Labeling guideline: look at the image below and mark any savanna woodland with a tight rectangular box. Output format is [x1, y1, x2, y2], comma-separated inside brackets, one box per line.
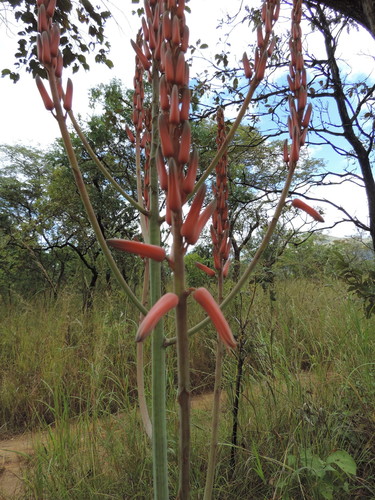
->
[0, 0, 374, 499]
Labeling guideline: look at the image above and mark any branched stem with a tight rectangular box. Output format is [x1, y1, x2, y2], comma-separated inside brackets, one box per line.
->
[172, 211, 191, 500]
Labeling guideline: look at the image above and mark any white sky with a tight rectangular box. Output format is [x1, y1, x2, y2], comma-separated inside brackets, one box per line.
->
[0, 0, 374, 239]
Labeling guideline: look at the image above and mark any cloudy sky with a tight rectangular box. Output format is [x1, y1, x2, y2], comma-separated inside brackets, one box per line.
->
[1, 0, 374, 238]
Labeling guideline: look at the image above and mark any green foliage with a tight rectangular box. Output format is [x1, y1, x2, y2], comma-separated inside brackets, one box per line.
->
[329, 239, 375, 317]
[2, 0, 112, 82]
[1, 279, 374, 497]
[278, 448, 357, 500]
[0, 80, 141, 299]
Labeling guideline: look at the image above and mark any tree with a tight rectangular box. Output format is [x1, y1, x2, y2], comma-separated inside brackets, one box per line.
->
[0, 80, 141, 301]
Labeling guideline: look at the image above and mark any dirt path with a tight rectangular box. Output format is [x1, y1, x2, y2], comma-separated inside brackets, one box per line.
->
[0, 430, 48, 499]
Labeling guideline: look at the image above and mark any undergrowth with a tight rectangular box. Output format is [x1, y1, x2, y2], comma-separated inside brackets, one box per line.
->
[1, 278, 374, 498]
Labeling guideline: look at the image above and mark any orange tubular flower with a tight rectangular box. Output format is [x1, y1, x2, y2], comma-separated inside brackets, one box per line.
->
[180, 184, 206, 243]
[291, 198, 324, 222]
[107, 239, 167, 261]
[190, 199, 217, 246]
[63, 78, 73, 112]
[136, 293, 179, 342]
[35, 75, 54, 111]
[195, 262, 216, 277]
[192, 287, 236, 349]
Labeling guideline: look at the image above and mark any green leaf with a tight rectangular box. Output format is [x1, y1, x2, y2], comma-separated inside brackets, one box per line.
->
[318, 480, 334, 500]
[326, 450, 357, 475]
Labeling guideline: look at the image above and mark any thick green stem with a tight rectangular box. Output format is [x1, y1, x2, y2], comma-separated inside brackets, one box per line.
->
[172, 211, 190, 500]
[137, 259, 152, 440]
[204, 273, 224, 500]
[149, 68, 169, 500]
[48, 75, 146, 315]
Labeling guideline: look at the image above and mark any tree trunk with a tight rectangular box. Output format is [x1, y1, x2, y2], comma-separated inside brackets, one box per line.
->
[308, 0, 375, 38]
[315, 5, 375, 251]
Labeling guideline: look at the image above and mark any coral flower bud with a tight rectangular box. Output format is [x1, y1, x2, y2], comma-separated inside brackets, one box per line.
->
[265, 7, 272, 34]
[144, 0, 152, 20]
[192, 287, 236, 349]
[165, 48, 175, 82]
[156, 147, 168, 191]
[136, 293, 179, 342]
[63, 78, 73, 111]
[41, 31, 51, 65]
[126, 125, 136, 144]
[181, 25, 189, 52]
[195, 262, 216, 277]
[182, 148, 198, 194]
[130, 40, 151, 71]
[172, 15, 181, 45]
[38, 4, 48, 33]
[142, 17, 149, 41]
[169, 85, 180, 124]
[210, 225, 218, 245]
[255, 49, 267, 81]
[283, 139, 289, 163]
[162, 11, 172, 40]
[301, 103, 312, 128]
[159, 74, 170, 111]
[257, 25, 264, 49]
[287, 75, 295, 92]
[54, 50, 63, 78]
[148, 22, 156, 51]
[175, 51, 186, 86]
[180, 87, 190, 122]
[291, 199, 324, 222]
[242, 52, 252, 79]
[35, 75, 54, 111]
[267, 37, 276, 57]
[222, 258, 230, 278]
[300, 127, 308, 147]
[181, 184, 206, 243]
[143, 40, 152, 61]
[152, 3, 160, 31]
[107, 239, 167, 261]
[184, 62, 189, 86]
[158, 114, 174, 158]
[191, 199, 217, 245]
[50, 23, 60, 57]
[176, 0, 185, 17]
[168, 160, 182, 212]
[46, 0, 56, 18]
[178, 120, 191, 164]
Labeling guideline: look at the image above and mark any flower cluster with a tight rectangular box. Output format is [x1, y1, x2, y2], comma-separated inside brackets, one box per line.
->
[35, 0, 72, 114]
[284, 0, 312, 167]
[242, 0, 280, 82]
[211, 108, 231, 275]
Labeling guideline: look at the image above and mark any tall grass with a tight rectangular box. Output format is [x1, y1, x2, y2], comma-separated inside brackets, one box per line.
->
[1, 278, 374, 498]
